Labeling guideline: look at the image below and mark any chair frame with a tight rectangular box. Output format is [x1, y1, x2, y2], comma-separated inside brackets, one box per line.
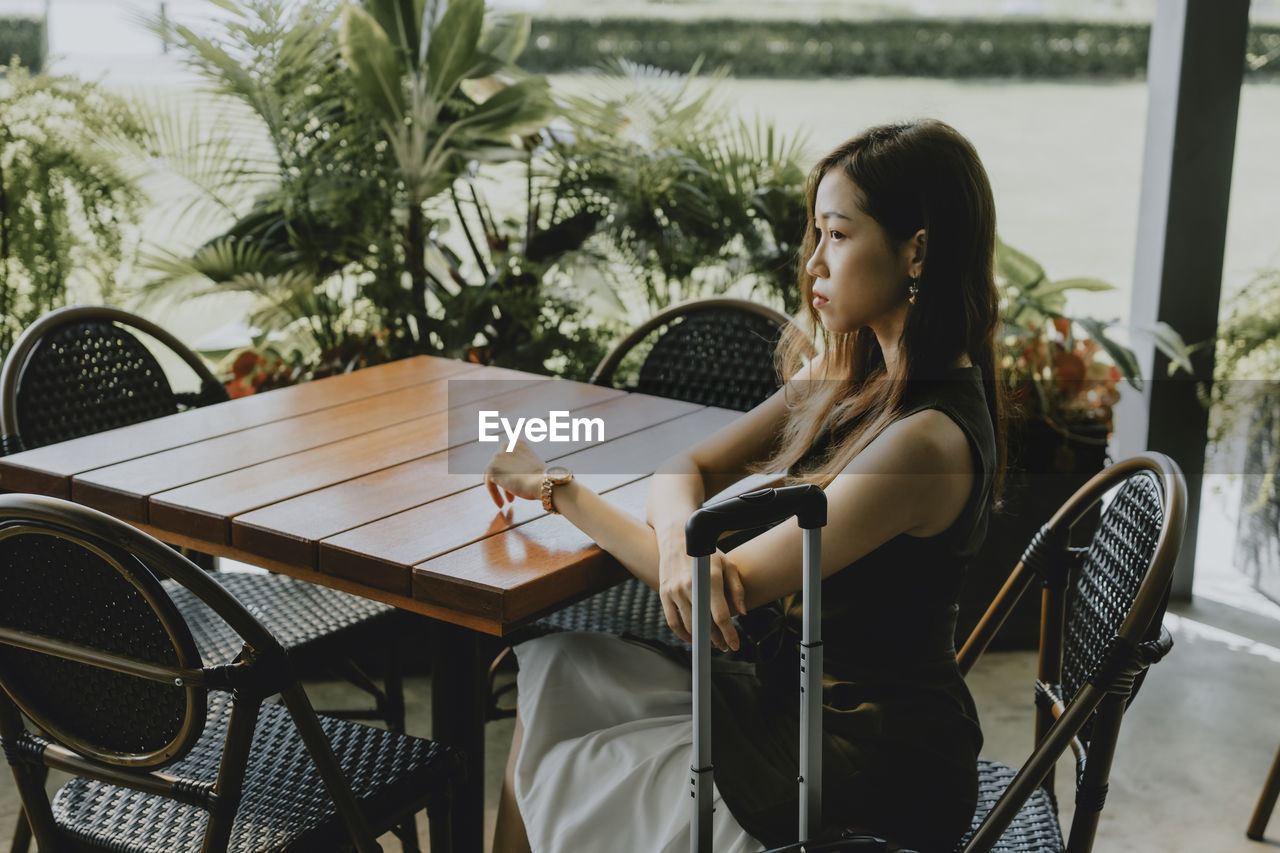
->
[1248, 740, 1280, 840]
[0, 305, 227, 454]
[0, 493, 452, 852]
[956, 452, 1187, 853]
[589, 296, 795, 389]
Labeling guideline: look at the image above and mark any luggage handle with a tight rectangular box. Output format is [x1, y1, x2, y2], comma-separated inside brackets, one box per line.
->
[685, 485, 828, 853]
[685, 485, 827, 556]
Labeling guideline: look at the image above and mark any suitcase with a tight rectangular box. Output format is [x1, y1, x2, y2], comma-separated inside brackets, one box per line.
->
[684, 485, 915, 853]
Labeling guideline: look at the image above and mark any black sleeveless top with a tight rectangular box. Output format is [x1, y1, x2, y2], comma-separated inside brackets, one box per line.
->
[709, 366, 994, 852]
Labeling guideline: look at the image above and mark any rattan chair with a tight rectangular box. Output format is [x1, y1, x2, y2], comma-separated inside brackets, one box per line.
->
[951, 451, 1187, 852]
[0, 493, 460, 852]
[0, 306, 408, 734]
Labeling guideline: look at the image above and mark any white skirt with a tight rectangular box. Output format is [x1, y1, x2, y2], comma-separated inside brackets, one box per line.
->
[513, 631, 766, 853]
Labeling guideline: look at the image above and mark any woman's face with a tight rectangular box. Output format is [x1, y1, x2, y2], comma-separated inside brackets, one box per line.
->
[805, 169, 918, 337]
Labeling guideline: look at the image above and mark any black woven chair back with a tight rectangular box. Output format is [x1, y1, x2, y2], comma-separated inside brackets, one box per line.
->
[0, 306, 228, 455]
[0, 523, 205, 767]
[592, 298, 793, 412]
[1060, 470, 1167, 722]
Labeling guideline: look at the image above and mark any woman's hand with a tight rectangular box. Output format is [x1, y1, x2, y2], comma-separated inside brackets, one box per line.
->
[483, 438, 546, 508]
[659, 549, 746, 652]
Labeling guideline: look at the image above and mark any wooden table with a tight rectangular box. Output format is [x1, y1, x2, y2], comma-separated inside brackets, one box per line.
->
[0, 355, 738, 850]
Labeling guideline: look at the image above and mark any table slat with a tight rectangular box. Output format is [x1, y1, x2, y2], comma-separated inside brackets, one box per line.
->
[411, 478, 652, 626]
[0, 355, 478, 495]
[72, 377, 465, 521]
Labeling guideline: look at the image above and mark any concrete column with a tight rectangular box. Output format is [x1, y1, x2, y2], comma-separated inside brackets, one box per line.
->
[1116, 0, 1251, 599]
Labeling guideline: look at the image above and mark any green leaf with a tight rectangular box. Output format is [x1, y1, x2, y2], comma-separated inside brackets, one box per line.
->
[995, 237, 1046, 290]
[1032, 276, 1116, 297]
[478, 13, 530, 66]
[363, 0, 422, 58]
[459, 77, 551, 138]
[1131, 321, 1196, 376]
[340, 6, 405, 120]
[1077, 317, 1143, 390]
[426, 0, 484, 101]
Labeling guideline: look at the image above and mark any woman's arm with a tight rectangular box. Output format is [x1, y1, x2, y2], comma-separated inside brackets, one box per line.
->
[643, 385, 792, 646]
[644, 357, 825, 648]
[482, 440, 659, 581]
[723, 408, 975, 611]
[482, 441, 742, 650]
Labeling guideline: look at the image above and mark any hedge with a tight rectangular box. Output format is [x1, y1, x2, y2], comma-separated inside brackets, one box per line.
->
[523, 17, 1280, 79]
[0, 16, 44, 73]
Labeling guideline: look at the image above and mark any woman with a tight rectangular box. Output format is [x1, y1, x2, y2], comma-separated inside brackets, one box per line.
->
[483, 119, 1008, 852]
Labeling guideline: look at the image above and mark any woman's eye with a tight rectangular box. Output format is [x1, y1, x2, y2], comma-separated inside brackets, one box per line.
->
[828, 230, 845, 241]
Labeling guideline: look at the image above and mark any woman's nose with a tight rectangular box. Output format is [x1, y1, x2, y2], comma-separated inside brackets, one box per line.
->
[805, 246, 826, 279]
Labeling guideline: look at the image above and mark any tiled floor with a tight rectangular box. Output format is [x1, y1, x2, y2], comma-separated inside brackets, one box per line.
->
[3, 477, 1279, 851]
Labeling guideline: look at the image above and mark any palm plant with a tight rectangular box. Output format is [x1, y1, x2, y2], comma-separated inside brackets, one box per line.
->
[139, 0, 552, 366]
[339, 0, 552, 350]
[547, 60, 809, 321]
[139, 0, 389, 364]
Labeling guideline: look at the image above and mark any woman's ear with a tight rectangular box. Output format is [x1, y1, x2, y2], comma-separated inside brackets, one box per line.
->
[906, 229, 927, 278]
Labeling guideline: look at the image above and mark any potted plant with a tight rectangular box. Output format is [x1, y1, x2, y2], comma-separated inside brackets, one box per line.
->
[1209, 269, 1280, 605]
[955, 239, 1193, 647]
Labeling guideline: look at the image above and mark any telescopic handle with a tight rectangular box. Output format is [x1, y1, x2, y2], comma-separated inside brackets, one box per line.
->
[684, 485, 827, 557]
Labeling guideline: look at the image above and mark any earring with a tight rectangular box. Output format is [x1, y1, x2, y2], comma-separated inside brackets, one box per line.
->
[907, 276, 920, 305]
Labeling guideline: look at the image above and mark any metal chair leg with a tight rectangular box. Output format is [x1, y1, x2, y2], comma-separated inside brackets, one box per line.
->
[390, 813, 421, 852]
[10, 809, 32, 853]
[426, 789, 454, 853]
[1248, 740, 1280, 840]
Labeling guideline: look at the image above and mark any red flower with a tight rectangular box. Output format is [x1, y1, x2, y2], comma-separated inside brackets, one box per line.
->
[231, 350, 262, 379]
[1053, 349, 1086, 391]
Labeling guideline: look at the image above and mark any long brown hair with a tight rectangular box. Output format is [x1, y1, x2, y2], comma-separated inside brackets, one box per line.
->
[766, 119, 1009, 502]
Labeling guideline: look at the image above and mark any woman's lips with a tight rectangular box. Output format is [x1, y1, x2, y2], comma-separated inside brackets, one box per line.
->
[812, 293, 829, 309]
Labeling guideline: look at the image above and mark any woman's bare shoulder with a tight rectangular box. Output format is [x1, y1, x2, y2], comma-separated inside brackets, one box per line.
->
[844, 407, 972, 478]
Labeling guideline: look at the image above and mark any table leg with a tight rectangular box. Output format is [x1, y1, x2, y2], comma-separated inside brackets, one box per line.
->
[433, 624, 487, 852]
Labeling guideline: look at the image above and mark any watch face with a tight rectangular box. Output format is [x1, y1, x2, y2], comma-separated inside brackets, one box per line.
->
[546, 465, 572, 482]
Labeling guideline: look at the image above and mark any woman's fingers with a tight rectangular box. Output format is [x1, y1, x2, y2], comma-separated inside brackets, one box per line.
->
[676, 597, 696, 646]
[662, 572, 737, 652]
[708, 561, 739, 651]
[481, 439, 548, 504]
[484, 473, 504, 508]
[725, 561, 747, 617]
[659, 586, 685, 642]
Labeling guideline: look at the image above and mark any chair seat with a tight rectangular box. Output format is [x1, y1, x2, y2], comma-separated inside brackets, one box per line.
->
[164, 573, 397, 665]
[49, 692, 459, 852]
[958, 758, 1065, 853]
[535, 577, 684, 648]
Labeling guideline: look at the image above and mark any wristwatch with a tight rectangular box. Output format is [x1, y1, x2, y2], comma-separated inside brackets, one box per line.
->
[541, 465, 574, 514]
